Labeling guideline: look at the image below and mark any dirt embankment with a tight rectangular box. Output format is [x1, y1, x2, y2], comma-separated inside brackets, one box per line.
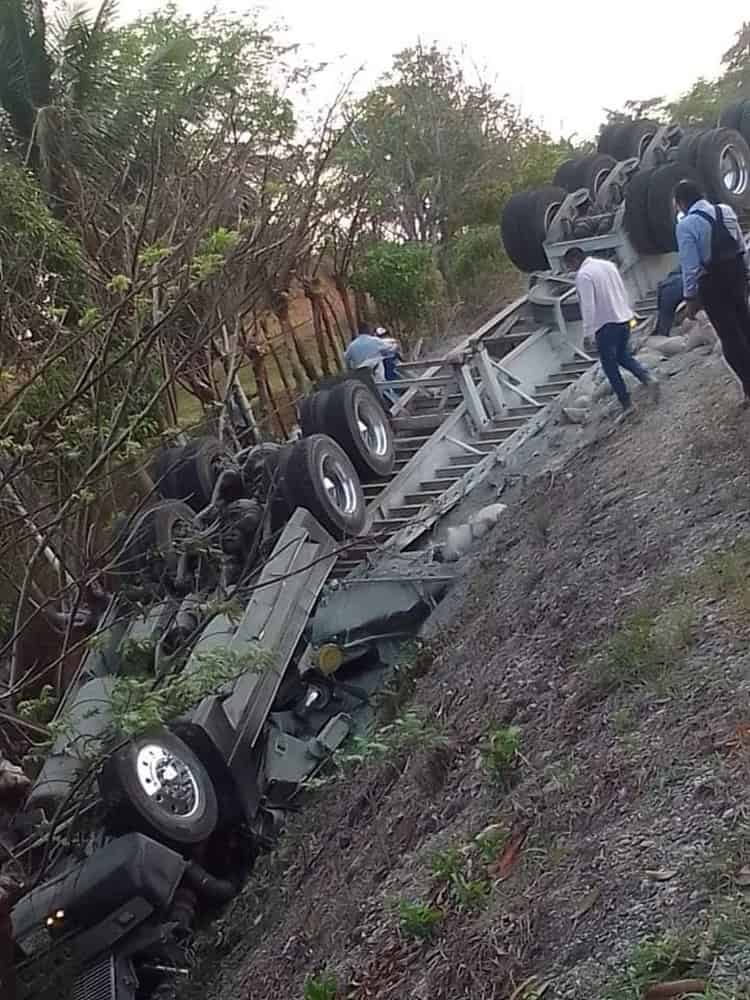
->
[183, 339, 750, 1000]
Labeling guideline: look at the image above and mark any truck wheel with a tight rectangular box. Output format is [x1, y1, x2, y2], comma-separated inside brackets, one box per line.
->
[720, 99, 746, 131]
[501, 187, 565, 272]
[501, 190, 535, 271]
[612, 120, 659, 161]
[100, 729, 218, 846]
[553, 158, 585, 192]
[697, 128, 750, 210]
[647, 163, 701, 253]
[152, 501, 195, 583]
[299, 390, 331, 437]
[281, 434, 366, 538]
[323, 380, 395, 478]
[159, 437, 230, 511]
[110, 501, 195, 591]
[151, 445, 182, 499]
[575, 153, 616, 197]
[675, 128, 708, 168]
[598, 123, 627, 156]
[624, 168, 658, 254]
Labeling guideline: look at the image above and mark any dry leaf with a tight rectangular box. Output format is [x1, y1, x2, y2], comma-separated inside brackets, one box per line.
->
[573, 887, 600, 919]
[489, 822, 530, 880]
[646, 868, 677, 881]
[643, 980, 706, 998]
[736, 866, 750, 886]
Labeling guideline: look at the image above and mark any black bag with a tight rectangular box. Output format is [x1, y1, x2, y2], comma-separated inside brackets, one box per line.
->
[693, 205, 743, 272]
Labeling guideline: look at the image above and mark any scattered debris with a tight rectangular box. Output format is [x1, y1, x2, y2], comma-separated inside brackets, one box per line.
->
[437, 503, 507, 562]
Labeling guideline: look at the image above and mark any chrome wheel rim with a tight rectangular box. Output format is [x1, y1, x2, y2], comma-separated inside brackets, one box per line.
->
[136, 744, 200, 819]
[721, 143, 748, 195]
[637, 131, 656, 158]
[321, 454, 359, 516]
[592, 166, 612, 194]
[543, 201, 563, 231]
[355, 397, 389, 457]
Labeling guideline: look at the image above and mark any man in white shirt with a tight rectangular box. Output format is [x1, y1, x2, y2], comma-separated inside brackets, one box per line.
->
[564, 247, 658, 415]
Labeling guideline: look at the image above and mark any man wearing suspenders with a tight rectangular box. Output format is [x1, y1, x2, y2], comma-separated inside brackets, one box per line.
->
[675, 179, 750, 406]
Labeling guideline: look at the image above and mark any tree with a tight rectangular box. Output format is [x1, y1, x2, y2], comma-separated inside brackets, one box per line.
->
[340, 44, 545, 246]
[351, 241, 442, 340]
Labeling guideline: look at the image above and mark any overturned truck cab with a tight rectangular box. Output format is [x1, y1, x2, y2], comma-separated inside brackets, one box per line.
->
[8, 510, 449, 1000]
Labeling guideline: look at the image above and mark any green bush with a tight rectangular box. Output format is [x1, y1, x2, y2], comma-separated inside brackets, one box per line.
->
[351, 241, 442, 335]
[442, 224, 508, 297]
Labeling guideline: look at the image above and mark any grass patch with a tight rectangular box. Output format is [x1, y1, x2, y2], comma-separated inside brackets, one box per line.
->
[449, 873, 491, 912]
[303, 973, 338, 1000]
[397, 900, 443, 940]
[338, 710, 448, 768]
[375, 640, 434, 723]
[474, 824, 506, 864]
[603, 932, 707, 1000]
[481, 725, 521, 787]
[430, 846, 464, 881]
[589, 602, 697, 693]
[695, 540, 750, 616]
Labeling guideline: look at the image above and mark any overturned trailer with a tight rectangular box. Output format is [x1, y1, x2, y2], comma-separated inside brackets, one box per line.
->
[9, 110, 749, 1000]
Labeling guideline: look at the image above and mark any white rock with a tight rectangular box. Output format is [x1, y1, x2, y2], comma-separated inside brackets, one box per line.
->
[685, 327, 714, 350]
[650, 335, 688, 357]
[636, 350, 663, 368]
[440, 503, 507, 560]
[574, 394, 593, 408]
[562, 406, 590, 425]
[442, 523, 473, 562]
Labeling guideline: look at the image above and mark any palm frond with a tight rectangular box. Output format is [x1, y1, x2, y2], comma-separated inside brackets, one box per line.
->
[0, 0, 52, 141]
[52, 0, 119, 112]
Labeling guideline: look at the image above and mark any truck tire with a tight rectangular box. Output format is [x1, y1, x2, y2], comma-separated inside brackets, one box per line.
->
[110, 501, 195, 591]
[575, 153, 616, 196]
[598, 123, 627, 156]
[675, 128, 708, 168]
[152, 501, 195, 583]
[612, 120, 659, 161]
[151, 445, 182, 499]
[553, 158, 585, 192]
[323, 380, 395, 478]
[720, 99, 746, 131]
[269, 442, 295, 530]
[624, 168, 658, 253]
[281, 434, 366, 538]
[501, 190, 535, 271]
[696, 128, 750, 210]
[101, 729, 219, 846]
[157, 437, 230, 512]
[647, 163, 702, 252]
[501, 187, 565, 272]
[299, 389, 331, 437]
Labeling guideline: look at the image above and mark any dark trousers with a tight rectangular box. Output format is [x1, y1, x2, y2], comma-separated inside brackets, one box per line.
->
[655, 269, 683, 337]
[596, 321, 651, 407]
[699, 256, 750, 397]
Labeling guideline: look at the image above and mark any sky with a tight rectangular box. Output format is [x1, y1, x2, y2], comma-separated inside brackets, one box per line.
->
[119, 0, 750, 139]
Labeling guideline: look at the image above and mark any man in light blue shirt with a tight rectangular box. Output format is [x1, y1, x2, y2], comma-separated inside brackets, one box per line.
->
[675, 178, 750, 404]
[344, 323, 393, 379]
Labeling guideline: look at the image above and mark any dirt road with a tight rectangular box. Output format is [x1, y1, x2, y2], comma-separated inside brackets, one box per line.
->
[183, 334, 750, 1000]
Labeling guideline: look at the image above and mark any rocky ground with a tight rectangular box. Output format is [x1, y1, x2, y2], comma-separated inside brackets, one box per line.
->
[181, 320, 750, 1000]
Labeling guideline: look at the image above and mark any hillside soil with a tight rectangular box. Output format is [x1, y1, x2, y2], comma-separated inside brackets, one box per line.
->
[181, 329, 750, 1000]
